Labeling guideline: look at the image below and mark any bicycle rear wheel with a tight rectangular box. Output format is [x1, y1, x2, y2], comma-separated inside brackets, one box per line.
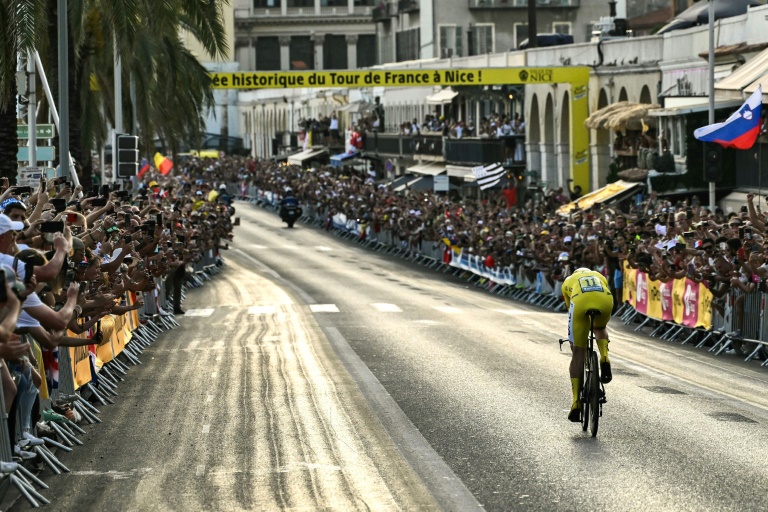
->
[589, 351, 600, 437]
[581, 361, 589, 432]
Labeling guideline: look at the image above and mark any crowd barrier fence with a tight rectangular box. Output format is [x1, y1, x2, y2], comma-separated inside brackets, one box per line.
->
[616, 264, 768, 365]
[243, 184, 566, 312]
[0, 261, 225, 508]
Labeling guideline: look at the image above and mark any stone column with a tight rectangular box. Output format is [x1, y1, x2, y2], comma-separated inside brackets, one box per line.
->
[249, 37, 257, 71]
[279, 35, 291, 71]
[315, 0, 321, 15]
[348, 0, 354, 14]
[556, 143, 570, 190]
[313, 34, 325, 70]
[346, 34, 358, 70]
[526, 143, 541, 185]
[591, 142, 611, 190]
[538, 142, 556, 187]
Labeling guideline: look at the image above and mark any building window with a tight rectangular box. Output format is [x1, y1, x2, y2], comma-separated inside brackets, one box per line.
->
[256, 37, 281, 70]
[553, 22, 572, 35]
[439, 25, 462, 59]
[396, 28, 420, 62]
[254, 0, 281, 7]
[357, 34, 376, 68]
[290, 36, 314, 70]
[324, 35, 348, 69]
[513, 23, 527, 50]
[287, 0, 313, 6]
[470, 24, 494, 55]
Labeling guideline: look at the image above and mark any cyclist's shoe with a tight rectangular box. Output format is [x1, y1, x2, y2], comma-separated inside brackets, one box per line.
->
[568, 404, 581, 423]
[600, 361, 612, 384]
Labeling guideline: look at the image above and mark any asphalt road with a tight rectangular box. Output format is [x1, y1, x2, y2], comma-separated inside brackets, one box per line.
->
[9, 203, 768, 511]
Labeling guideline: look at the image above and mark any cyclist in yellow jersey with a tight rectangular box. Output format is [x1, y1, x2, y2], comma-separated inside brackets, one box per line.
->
[562, 268, 614, 422]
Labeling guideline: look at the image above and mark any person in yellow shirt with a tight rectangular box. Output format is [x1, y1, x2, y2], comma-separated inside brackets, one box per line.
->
[562, 268, 614, 422]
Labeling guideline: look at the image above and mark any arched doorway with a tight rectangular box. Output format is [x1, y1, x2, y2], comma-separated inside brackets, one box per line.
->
[527, 94, 542, 186]
[558, 91, 571, 190]
[639, 85, 652, 104]
[541, 93, 556, 186]
[591, 88, 612, 188]
[618, 87, 629, 102]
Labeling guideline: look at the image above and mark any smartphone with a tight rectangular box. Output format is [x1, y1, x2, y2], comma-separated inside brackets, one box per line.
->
[22, 262, 34, 285]
[113, 183, 121, 192]
[51, 198, 66, 213]
[100, 185, 111, 196]
[155, 213, 162, 225]
[78, 281, 87, 295]
[91, 197, 108, 207]
[124, 235, 132, 244]
[739, 227, 745, 239]
[123, 213, 131, 224]
[54, 177, 65, 186]
[66, 212, 78, 223]
[64, 181, 72, 189]
[39, 221, 64, 233]
[63, 269, 76, 289]
[115, 190, 130, 198]
[14, 186, 32, 195]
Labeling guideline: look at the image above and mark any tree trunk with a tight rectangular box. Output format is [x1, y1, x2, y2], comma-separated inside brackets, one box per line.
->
[0, 79, 18, 182]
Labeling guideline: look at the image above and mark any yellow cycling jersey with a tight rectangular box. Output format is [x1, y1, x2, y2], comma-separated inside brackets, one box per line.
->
[562, 269, 612, 308]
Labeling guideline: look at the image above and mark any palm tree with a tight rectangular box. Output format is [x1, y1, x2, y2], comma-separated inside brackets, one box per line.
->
[0, 0, 49, 182]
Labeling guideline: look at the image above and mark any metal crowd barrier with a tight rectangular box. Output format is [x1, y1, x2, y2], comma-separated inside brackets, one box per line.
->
[0, 261, 226, 507]
[243, 185, 565, 312]
[615, 287, 768, 366]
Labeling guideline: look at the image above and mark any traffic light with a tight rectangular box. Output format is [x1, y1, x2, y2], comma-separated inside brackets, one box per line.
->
[704, 143, 723, 182]
[116, 134, 139, 178]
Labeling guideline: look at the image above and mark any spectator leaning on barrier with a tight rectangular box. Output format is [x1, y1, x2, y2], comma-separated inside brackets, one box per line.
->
[0, 168, 235, 463]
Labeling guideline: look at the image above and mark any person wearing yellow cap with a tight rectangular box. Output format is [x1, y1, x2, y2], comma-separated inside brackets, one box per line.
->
[561, 267, 614, 423]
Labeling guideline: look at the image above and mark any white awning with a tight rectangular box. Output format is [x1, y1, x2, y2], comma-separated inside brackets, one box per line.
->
[392, 176, 423, 192]
[287, 147, 328, 165]
[426, 88, 459, 105]
[445, 165, 473, 178]
[556, 180, 643, 216]
[649, 99, 742, 117]
[406, 162, 445, 176]
[715, 48, 768, 100]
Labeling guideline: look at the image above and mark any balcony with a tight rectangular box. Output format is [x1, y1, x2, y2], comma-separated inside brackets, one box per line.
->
[444, 138, 506, 166]
[398, 0, 419, 13]
[373, 1, 396, 22]
[363, 133, 405, 155]
[468, 0, 579, 8]
[412, 135, 442, 158]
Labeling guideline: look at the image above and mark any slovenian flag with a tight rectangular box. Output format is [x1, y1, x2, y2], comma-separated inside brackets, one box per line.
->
[138, 158, 150, 178]
[154, 152, 174, 175]
[694, 87, 763, 150]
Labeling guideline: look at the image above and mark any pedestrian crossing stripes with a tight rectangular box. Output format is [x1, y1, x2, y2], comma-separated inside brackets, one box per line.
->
[184, 309, 215, 317]
[310, 304, 340, 313]
[371, 303, 403, 312]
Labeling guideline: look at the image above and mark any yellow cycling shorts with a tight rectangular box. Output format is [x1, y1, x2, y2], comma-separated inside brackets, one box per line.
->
[568, 292, 613, 348]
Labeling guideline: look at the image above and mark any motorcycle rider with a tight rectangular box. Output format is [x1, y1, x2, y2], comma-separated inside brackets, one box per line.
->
[279, 188, 301, 227]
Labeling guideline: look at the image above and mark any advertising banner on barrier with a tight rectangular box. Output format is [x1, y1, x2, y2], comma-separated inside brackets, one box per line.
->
[623, 264, 712, 329]
[69, 343, 92, 389]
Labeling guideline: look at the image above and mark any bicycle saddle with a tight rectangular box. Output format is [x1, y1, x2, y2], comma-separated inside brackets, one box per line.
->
[585, 309, 601, 317]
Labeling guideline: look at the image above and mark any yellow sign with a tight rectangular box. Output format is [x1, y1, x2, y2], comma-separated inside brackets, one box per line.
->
[209, 67, 587, 90]
[209, 66, 592, 191]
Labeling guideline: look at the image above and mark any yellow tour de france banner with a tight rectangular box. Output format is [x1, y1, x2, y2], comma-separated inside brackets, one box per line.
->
[622, 262, 712, 329]
[209, 67, 591, 193]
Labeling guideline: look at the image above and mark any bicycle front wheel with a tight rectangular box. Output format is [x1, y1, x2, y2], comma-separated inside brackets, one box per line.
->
[589, 351, 600, 437]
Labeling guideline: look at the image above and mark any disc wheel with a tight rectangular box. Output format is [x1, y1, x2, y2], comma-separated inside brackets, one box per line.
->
[589, 351, 600, 437]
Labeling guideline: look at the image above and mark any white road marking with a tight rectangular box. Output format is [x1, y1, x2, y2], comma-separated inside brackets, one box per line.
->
[316, 246, 333, 252]
[184, 308, 215, 317]
[372, 303, 402, 313]
[433, 306, 461, 314]
[249, 305, 276, 315]
[311, 304, 340, 313]
[202, 425, 210, 434]
[196, 465, 206, 477]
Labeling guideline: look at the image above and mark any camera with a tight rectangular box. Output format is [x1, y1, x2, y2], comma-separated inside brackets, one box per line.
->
[0, 265, 25, 301]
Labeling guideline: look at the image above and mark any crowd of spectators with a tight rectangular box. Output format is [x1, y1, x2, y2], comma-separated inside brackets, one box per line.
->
[0, 164, 235, 463]
[232, 155, 767, 356]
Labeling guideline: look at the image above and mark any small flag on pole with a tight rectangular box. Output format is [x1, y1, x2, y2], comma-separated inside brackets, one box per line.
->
[471, 163, 505, 190]
[694, 86, 763, 150]
[138, 158, 150, 178]
[154, 153, 174, 175]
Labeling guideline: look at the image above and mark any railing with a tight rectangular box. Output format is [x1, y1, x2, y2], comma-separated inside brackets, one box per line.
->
[444, 138, 506, 166]
[363, 133, 404, 155]
[468, 0, 579, 8]
[412, 135, 443, 157]
[398, 0, 420, 12]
